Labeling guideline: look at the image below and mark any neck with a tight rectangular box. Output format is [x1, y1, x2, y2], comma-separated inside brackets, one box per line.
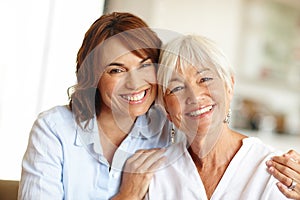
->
[97, 109, 137, 165]
[97, 108, 136, 146]
[188, 125, 244, 169]
[188, 126, 245, 199]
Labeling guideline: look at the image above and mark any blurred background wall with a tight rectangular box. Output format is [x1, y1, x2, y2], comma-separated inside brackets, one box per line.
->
[0, 0, 105, 180]
[0, 0, 299, 180]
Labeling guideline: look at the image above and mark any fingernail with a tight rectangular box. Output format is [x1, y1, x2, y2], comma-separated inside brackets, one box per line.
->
[266, 160, 272, 166]
[268, 166, 274, 173]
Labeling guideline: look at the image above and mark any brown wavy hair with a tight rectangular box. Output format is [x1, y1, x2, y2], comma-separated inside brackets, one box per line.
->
[69, 12, 162, 128]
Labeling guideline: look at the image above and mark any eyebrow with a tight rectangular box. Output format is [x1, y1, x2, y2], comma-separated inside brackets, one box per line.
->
[169, 68, 211, 82]
[169, 77, 184, 83]
[197, 68, 210, 74]
[141, 57, 151, 63]
[107, 62, 123, 67]
[106, 57, 151, 67]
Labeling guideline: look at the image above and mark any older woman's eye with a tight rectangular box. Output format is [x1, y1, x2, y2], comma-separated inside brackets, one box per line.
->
[200, 77, 213, 83]
[170, 86, 185, 93]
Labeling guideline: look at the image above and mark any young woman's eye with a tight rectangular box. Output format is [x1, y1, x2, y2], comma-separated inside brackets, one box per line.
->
[169, 86, 185, 94]
[140, 63, 154, 68]
[108, 68, 125, 74]
[200, 77, 213, 83]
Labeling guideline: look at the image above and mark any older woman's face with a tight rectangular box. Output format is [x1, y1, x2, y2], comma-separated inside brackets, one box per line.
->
[164, 65, 232, 138]
[98, 43, 157, 118]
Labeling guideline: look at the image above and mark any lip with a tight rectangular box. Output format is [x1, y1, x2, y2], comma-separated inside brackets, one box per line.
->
[185, 104, 215, 119]
[120, 88, 150, 104]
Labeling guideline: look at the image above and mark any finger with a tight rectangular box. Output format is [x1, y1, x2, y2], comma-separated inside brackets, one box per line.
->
[135, 148, 162, 153]
[276, 182, 299, 200]
[286, 150, 300, 165]
[124, 150, 149, 172]
[287, 149, 300, 158]
[127, 148, 161, 165]
[266, 162, 294, 187]
[135, 156, 166, 186]
[272, 156, 300, 183]
[266, 159, 295, 178]
[147, 156, 166, 172]
[271, 156, 300, 175]
[136, 149, 166, 172]
[125, 149, 165, 172]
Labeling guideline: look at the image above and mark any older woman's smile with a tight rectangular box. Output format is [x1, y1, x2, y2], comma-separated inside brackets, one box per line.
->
[185, 104, 215, 118]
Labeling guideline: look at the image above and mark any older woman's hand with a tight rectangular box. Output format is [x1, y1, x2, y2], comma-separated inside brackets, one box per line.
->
[266, 150, 300, 200]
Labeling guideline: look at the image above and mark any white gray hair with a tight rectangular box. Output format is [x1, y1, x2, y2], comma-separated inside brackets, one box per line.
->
[157, 35, 235, 105]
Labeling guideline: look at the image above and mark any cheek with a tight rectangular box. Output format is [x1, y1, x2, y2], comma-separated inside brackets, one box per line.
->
[208, 83, 225, 102]
[143, 68, 157, 84]
[98, 77, 119, 98]
[165, 96, 183, 119]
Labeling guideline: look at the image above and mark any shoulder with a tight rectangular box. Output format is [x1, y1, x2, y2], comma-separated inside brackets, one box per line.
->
[31, 105, 76, 139]
[36, 105, 73, 127]
[38, 105, 72, 119]
[27, 106, 75, 151]
[29, 105, 78, 146]
[242, 137, 282, 157]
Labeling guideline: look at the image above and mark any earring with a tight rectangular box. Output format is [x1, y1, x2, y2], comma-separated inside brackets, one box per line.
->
[223, 109, 232, 124]
[170, 125, 175, 144]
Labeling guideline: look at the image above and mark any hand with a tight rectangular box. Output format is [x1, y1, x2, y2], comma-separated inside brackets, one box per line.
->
[266, 150, 300, 200]
[111, 148, 166, 200]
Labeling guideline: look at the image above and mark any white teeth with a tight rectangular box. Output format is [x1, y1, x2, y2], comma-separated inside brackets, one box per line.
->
[188, 105, 213, 117]
[122, 90, 146, 102]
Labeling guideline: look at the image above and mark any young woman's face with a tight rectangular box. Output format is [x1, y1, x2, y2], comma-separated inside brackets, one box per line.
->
[164, 64, 232, 140]
[98, 48, 157, 118]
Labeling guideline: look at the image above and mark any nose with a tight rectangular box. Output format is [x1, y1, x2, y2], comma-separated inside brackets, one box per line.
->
[185, 83, 205, 105]
[124, 69, 144, 90]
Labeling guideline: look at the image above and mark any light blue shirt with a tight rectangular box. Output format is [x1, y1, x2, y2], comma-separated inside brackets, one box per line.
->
[18, 105, 172, 200]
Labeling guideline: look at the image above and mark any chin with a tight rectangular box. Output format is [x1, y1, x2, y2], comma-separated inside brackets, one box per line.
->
[131, 108, 149, 117]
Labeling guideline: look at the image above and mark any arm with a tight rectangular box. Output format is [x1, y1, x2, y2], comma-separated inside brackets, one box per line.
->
[18, 115, 64, 200]
[111, 148, 166, 200]
[266, 150, 300, 200]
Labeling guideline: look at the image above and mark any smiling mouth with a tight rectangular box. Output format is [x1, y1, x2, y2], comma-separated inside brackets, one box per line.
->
[186, 105, 214, 117]
[120, 89, 149, 103]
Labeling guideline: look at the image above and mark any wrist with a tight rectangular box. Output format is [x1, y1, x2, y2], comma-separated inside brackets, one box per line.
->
[111, 193, 140, 200]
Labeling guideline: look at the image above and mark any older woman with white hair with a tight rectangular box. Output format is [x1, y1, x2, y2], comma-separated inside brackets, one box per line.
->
[146, 34, 290, 199]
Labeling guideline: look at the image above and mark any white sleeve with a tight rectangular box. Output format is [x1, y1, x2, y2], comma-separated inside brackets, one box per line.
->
[18, 114, 64, 200]
[264, 182, 289, 200]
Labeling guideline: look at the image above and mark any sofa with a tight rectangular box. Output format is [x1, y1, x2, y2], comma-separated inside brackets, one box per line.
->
[0, 180, 19, 200]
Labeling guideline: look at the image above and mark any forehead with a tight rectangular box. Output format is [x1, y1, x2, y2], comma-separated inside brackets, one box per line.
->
[171, 62, 215, 78]
[100, 38, 131, 66]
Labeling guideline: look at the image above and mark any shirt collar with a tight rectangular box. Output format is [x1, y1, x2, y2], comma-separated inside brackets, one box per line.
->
[74, 115, 98, 145]
[129, 105, 167, 139]
[73, 105, 167, 150]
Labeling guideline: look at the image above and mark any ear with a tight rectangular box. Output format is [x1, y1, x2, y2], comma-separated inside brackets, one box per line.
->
[164, 105, 172, 122]
[161, 97, 173, 122]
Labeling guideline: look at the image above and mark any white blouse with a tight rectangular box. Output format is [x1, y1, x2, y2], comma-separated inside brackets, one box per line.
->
[147, 137, 288, 200]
